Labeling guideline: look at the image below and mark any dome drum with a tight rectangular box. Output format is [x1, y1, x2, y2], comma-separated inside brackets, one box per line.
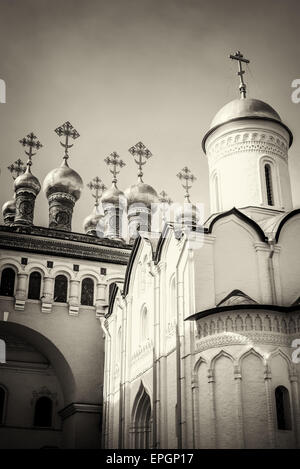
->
[48, 192, 76, 231]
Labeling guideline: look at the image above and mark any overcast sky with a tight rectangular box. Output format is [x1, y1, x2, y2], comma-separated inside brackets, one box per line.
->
[0, 0, 299, 232]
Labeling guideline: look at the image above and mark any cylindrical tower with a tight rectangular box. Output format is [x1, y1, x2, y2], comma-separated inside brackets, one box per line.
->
[84, 176, 106, 237]
[202, 52, 293, 217]
[102, 151, 126, 241]
[13, 133, 43, 226]
[125, 141, 158, 241]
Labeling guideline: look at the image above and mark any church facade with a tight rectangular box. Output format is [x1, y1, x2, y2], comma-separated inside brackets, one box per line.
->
[103, 56, 300, 449]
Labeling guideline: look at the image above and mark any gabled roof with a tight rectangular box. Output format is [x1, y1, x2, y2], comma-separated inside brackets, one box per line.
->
[217, 289, 257, 307]
[205, 207, 268, 242]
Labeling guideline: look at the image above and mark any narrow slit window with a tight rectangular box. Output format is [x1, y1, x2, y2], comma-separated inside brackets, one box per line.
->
[264, 164, 274, 206]
[275, 386, 292, 430]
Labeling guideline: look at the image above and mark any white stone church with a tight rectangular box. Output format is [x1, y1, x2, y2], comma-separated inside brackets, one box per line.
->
[103, 56, 300, 449]
[0, 53, 300, 449]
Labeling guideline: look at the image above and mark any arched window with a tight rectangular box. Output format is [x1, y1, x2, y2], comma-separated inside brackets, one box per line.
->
[141, 306, 148, 341]
[264, 163, 274, 206]
[0, 268, 15, 297]
[34, 396, 53, 427]
[132, 385, 152, 449]
[28, 271, 42, 300]
[275, 386, 292, 430]
[54, 275, 68, 303]
[80, 277, 94, 306]
[0, 386, 7, 424]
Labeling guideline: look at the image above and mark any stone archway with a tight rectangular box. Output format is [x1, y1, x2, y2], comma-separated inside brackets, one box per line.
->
[0, 321, 75, 449]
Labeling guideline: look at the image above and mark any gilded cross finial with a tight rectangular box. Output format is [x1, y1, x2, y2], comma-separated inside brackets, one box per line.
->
[128, 141, 152, 183]
[55, 121, 80, 162]
[159, 190, 172, 205]
[19, 132, 43, 170]
[7, 158, 26, 180]
[229, 51, 250, 99]
[177, 167, 196, 203]
[87, 176, 107, 207]
[104, 151, 126, 185]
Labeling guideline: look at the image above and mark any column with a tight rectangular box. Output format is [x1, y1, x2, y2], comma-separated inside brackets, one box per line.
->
[15, 272, 28, 311]
[96, 281, 107, 317]
[234, 365, 245, 448]
[42, 276, 54, 313]
[290, 373, 300, 448]
[69, 279, 80, 316]
[264, 364, 276, 448]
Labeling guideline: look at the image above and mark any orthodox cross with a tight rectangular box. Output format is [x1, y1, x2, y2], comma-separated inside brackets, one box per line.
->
[159, 190, 172, 205]
[177, 167, 196, 203]
[55, 121, 80, 162]
[159, 190, 172, 223]
[104, 151, 126, 184]
[7, 158, 26, 180]
[229, 51, 250, 99]
[128, 141, 152, 183]
[19, 132, 43, 169]
[87, 176, 107, 207]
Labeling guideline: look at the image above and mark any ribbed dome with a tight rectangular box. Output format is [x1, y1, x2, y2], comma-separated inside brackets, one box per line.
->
[125, 182, 158, 208]
[83, 205, 105, 235]
[210, 98, 281, 130]
[14, 168, 41, 195]
[102, 183, 126, 207]
[2, 198, 16, 215]
[43, 160, 83, 200]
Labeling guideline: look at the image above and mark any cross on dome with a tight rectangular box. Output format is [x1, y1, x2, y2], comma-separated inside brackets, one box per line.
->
[229, 50, 250, 99]
[19, 132, 43, 169]
[87, 176, 107, 207]
[128, 141, 152, 183]
[177, 166, 196, 203]
[55, 121, 80, 162]
[104, 151, 126, 184]
[7, 158, 26, 180]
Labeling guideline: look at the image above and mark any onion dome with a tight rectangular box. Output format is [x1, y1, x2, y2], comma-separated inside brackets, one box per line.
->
[102, 182, 126, 208]
[83, 205, 105, 235]
[2, 198, 16, 215]
[125, 182, 158, 208]
[202, 98, 293, 151]
[14, 166, 41, 195]
[43, 159, 83, 201]
[2, 198, 16, 224]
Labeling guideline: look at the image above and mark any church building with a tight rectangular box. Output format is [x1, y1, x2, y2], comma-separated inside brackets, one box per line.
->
[103, 52, 300, 449]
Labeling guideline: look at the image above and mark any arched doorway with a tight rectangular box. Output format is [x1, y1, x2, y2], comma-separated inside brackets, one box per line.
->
[131, 383, 152, 449]
[0, 321, 75, 449]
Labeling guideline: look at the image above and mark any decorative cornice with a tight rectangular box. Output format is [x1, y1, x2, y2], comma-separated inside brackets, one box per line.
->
[206, 130, 288, 164]
[0, 225, 131, 264]
[59, 402, 102, 420]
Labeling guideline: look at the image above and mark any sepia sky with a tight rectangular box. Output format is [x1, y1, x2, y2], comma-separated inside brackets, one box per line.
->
[0, 0, 299, 233]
